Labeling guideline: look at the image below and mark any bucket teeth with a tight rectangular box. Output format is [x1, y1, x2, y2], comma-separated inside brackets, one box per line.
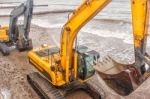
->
[97, 56, 113, 66]
[95, 55, 117, 73]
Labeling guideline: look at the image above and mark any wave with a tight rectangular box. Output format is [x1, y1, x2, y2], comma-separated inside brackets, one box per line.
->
[94, 18, 131, 24]
[32, 19, 63, 28]
[81, 27, 134, 45]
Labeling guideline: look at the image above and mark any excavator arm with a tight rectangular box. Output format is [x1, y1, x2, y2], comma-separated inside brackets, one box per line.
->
[23, 0, 33, 40]
[60, 0, 111, 83]
[9, 3, 26, 41]
[131, 0, 150, 74]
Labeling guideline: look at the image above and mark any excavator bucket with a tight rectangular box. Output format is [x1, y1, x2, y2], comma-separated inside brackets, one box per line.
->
[94, 56, 142, 96]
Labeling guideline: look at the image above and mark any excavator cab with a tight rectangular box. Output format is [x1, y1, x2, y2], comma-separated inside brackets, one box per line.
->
[77, 46, 100, 80]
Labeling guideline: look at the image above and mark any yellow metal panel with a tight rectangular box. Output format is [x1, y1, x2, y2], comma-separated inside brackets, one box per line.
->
[131, 0, 149, 48]
[74, 52, 78, 79]
[28, 48, 65, 86]
[0, 26, 9, 41]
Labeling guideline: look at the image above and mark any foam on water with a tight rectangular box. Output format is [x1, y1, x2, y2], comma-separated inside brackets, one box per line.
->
[32, 19, 63, 28]
[32, 18, 150, 46]
[81, 27, 134, 45]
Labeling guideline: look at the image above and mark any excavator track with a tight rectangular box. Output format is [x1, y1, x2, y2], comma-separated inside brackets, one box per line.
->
[0, 42, 10, 56]
[87, 77, 106, 99]
[27, 72, 65, 99]
[27, 72, 101, 99]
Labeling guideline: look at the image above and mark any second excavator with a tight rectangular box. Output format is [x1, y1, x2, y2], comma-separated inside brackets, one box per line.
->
[0, 0, 33, 56]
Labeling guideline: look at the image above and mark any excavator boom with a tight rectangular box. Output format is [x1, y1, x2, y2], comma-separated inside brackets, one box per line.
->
[9, 3, 26, 41]
[131, 0, 150, 74]
[60, 0, 111, 83]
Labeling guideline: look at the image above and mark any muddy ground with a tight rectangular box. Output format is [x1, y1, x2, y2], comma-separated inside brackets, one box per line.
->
[1, 1, 150, 99]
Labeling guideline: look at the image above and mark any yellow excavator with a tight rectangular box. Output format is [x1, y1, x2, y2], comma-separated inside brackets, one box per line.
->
[27, 0, 111, 98]
[27, 0, 150, 98]
[0, 0, 33, 56]
[95, 0, 150, 96]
